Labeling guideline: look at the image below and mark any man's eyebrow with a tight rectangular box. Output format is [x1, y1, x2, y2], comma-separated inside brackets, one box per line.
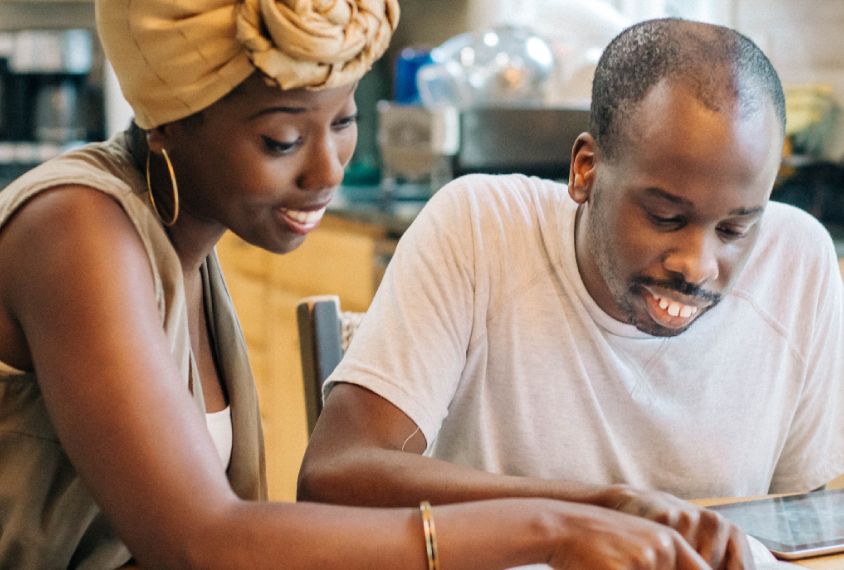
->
[645, 187, 765, 217]
[645, 187, 692, 206]
[249, 106, 308, 120]
[729, 206, 764, 216]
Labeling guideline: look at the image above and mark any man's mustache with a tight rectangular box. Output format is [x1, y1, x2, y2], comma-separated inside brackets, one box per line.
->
[631, 275, 721, 303]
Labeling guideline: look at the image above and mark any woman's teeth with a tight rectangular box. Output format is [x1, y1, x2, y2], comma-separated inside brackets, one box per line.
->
[655, 296, 699, 318]
[280, 207, 325, 225]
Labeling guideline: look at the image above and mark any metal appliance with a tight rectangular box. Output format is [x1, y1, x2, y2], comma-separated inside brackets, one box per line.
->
[0, 29, 101, 189]
[377, 103, 590, 195]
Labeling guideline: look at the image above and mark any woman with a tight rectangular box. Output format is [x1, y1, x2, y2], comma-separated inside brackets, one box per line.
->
[0, 1, 717, 569]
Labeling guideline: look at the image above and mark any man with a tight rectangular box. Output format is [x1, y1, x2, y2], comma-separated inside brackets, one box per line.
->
[299, 18, 844, 569]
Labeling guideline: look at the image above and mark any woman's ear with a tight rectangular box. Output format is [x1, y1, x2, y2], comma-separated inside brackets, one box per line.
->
[568, 133, 598, 205]
[146, 123, 174, 155]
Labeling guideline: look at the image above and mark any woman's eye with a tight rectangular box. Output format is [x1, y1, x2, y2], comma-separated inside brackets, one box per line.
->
[262, 136, 300, 155]
[333, 114, 359, 130]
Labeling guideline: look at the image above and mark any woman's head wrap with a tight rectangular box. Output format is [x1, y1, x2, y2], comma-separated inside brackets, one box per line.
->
[96, 0, 400, 129]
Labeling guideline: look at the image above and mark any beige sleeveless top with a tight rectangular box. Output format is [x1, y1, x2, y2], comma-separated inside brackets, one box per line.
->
[0, 134, 267, 569]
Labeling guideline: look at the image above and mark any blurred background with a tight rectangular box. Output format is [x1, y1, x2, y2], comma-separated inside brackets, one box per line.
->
[0, 0, 842, 215]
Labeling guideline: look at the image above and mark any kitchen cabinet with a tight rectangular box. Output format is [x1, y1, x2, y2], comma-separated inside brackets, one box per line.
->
[216, 215, 397, 501]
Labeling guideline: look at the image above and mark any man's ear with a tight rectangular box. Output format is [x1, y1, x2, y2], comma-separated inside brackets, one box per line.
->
[568, 133, 598, 205]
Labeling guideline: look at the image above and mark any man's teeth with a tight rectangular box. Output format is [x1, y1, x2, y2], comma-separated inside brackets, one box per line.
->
[655, 296, 698, 318]
[281, 207, 325, 224]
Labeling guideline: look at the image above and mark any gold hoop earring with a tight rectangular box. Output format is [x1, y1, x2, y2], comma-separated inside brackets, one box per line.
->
[146, 148, 180, 226]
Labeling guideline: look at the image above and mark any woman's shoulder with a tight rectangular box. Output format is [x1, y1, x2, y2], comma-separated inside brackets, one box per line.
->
[0, 135, 176, 267]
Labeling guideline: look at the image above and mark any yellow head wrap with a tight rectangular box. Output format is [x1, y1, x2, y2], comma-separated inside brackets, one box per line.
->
[96, 0, 400, 129]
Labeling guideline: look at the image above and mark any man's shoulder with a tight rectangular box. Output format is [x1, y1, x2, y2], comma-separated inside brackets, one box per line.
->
[735, 201, 839, 321]
[434, 173, 568, 209]
[405, 174, 572, 284]
[425, 174, 570, 233]
[763, 200, 829, 235]
[755, 201, 835, 262]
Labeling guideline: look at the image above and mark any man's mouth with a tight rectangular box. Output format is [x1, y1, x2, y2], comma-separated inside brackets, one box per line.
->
[643, 288, 707, 330]
[277, 206, 327, 235]
[655, 295, 699, 318]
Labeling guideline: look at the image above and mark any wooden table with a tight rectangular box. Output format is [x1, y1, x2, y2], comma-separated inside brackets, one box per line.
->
[693, 497, 844, 569]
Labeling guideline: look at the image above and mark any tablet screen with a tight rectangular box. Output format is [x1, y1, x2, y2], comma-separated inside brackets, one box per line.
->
[709, 489, 844, 559]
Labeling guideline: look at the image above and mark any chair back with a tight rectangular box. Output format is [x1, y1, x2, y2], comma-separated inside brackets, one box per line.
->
[296, 295, 364, 434]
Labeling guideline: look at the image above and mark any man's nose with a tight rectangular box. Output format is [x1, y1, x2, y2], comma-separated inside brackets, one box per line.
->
[662, 226, 720, 286]
[297, 135, 345, 192]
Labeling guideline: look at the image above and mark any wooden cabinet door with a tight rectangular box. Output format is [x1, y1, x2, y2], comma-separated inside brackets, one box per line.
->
[217, 218, 397, 500]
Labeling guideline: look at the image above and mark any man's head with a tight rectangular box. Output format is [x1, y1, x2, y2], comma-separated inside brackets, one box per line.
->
[569, 18, 786, 337]
[589, 18, 785, 161]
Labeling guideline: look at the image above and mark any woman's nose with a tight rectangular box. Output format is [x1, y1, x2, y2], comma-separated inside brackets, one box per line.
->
[662, 226, 720, 286]
[297, 135, 346, 192]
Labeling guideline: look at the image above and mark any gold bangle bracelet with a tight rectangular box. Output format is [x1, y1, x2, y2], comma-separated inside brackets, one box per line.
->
[419, 500, 439, 570]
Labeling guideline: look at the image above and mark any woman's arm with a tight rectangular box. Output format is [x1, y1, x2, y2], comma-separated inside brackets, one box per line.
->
[0, 187, 712, 570]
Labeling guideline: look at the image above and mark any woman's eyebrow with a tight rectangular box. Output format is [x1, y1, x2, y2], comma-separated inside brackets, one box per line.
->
[249, 106, 308, 120]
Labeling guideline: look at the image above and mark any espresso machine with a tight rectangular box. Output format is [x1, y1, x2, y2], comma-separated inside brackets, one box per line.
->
[377, 103, 590, 194]
[0, 29, 102, 188]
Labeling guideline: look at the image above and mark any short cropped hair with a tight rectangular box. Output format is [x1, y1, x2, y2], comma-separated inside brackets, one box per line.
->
[589, 18, 786, 160]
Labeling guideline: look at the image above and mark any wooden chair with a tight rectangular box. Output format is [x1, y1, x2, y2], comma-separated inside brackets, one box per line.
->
[296, 295, 365, 434]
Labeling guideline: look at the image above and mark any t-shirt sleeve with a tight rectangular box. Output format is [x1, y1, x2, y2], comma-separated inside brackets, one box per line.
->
[323, 180, 479, 447]
[769, 235, 844, 493]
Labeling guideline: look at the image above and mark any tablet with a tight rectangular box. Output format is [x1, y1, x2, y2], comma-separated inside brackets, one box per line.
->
[709, 488, 844, 560]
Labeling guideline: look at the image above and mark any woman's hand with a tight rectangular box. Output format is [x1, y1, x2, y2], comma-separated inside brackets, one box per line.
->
[603, 485, 754, 570]
[546, 505, 714, 570]
[433, 498, 716, 570]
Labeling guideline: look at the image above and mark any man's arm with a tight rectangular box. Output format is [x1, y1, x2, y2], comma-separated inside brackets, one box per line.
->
[299, 382, 753, 570]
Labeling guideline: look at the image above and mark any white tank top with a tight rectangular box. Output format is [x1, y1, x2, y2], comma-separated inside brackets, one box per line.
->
[206, 406, 232, 469]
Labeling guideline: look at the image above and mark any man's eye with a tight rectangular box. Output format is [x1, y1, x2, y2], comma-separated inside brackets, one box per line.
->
[648, 213, 683, 227]
[263, 136, 299, 154]
[718, 226, 748, 239]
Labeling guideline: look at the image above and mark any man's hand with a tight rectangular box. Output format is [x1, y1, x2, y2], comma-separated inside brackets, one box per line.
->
[603, 485, 755, 570]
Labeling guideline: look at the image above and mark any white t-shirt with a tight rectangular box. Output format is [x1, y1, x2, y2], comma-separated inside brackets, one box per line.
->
[326, 174, 844, 500]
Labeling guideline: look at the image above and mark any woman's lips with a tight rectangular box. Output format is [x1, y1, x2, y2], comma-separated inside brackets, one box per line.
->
[643, 288, 706, 330]
[276, 206, 327, 235]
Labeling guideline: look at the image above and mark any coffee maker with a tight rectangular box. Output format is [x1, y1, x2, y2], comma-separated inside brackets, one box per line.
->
[0, 29, 99, 144]
[0, 29, 102, 187]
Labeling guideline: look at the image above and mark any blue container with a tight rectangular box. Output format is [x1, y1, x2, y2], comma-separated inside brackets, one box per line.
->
[393, 47, 432, 105]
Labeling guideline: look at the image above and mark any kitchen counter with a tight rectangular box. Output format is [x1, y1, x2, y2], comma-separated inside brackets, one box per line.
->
[326, 184, 430, 237]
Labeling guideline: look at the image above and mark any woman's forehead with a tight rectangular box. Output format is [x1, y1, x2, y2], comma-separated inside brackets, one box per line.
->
[226, 74, 357, 110]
